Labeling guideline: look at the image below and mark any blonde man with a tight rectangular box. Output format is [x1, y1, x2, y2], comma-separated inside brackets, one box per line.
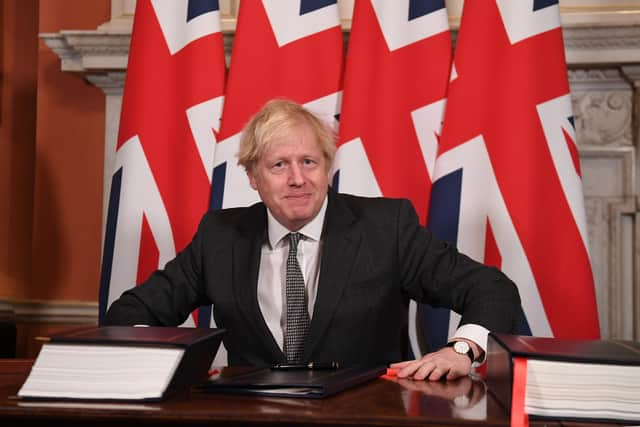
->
[107, 99, 520, 381]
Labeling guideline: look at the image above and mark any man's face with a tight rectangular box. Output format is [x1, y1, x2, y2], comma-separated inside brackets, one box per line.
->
[248, 124, 329, 231]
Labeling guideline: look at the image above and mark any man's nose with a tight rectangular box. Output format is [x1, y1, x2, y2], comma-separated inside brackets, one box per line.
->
[288, 163, 305, 185]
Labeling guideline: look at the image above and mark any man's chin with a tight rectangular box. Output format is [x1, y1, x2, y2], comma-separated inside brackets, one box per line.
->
[288, 213, 313, 224]
[283, 210, 315, 227]
[284, 199, 313, 213]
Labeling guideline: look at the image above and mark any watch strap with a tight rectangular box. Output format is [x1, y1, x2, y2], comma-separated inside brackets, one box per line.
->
[446, 341, 475, 364]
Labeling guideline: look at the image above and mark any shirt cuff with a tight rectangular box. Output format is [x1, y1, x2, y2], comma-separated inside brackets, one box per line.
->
[451, 323, 490, 365]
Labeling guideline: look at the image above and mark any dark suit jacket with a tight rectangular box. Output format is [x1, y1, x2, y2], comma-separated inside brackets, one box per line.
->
[105, 191, 520, 366]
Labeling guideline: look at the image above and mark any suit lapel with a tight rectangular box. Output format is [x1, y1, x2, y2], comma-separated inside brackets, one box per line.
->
[304, 191, 362, 360]
[232, 204, 285, 362]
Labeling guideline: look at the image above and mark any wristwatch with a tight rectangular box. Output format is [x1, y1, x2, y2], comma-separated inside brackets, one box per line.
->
[446, 341, 475, 364]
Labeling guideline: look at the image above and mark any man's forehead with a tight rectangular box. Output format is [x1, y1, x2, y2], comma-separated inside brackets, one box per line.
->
[261, 133, 322, 157]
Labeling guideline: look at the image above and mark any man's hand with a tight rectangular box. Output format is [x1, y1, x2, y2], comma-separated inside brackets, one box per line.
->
[389, 339, 481, 381]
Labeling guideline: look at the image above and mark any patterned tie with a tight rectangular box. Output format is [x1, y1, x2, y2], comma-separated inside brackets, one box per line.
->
[284, 232, 310, 363]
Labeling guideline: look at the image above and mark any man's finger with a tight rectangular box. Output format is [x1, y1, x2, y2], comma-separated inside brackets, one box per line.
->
[413, 361, 437, 380]
[428, 366, 449, 381]
[389, 360, 415, 369]
[397, 362, 421, 378]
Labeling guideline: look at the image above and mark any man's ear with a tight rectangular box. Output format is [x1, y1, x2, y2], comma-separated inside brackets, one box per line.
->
[247, 170, 258, 190]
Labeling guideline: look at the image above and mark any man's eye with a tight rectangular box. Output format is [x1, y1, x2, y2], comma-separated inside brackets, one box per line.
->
[303, 159, 316, 166]
[270, 161, 286, 174]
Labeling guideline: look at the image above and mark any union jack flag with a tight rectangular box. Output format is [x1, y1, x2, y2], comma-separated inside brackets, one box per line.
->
[334, 0, 451, 222]
[210, 0, 344, 214]
[98, 0, 225, 326]
[424, 0, 600, 346]
[334, 0, 452, 356]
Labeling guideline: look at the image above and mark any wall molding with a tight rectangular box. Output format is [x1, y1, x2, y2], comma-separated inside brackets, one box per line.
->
[3, 300, 98, 325]
[581, 146, 636, 338]
[564, 25, 640, 65]
[39, 23, 640, 75]
[40, 32, 130, 73]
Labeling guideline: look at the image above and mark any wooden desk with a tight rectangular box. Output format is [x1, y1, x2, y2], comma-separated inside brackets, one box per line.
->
[0, 359, 550, 427]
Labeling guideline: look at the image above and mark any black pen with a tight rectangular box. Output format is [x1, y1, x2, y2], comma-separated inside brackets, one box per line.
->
[271, 361, 340, 370]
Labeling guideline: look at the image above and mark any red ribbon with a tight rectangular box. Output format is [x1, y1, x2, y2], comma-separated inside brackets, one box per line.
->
[511, 357, 529, 427]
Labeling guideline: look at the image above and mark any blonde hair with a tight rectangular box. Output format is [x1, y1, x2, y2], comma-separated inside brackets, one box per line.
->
[237, 99, 336, 173]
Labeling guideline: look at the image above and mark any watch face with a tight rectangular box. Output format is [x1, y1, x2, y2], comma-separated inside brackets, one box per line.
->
[453, 341, 470, 354]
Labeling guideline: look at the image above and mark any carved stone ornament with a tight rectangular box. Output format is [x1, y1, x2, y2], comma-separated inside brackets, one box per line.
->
[571, 91, 633, 147]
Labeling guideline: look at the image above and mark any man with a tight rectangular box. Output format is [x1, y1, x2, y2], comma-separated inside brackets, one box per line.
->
[106, 99, 520, 381]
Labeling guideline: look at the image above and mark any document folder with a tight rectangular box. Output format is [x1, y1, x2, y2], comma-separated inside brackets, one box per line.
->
[487, 333, 640, 424]
[19, 326, 225, 401]
[196, 366, 387, 398]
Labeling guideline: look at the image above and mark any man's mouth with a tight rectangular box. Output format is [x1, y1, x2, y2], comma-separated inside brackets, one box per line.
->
[285, 193, 311, 199]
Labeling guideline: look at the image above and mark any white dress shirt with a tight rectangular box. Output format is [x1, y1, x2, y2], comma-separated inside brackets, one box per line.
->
[256, 195, 488, 360]
[257, 197, 326, 351]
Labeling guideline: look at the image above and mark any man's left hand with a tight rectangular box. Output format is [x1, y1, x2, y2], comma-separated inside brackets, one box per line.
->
[389, 340, 481, 381]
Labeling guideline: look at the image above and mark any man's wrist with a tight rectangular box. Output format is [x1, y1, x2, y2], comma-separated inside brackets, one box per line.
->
[450, 324, 489, 364]
[446, 340, 475, 363]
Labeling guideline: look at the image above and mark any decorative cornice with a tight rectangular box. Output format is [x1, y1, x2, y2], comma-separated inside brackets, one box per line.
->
[568, 69, 631, 91]
[40, 31, 131, 73]
[40, 22, 640, 83]
[86, 72, 127, 95]
[565, 26, 640, 50]
[571, 90, 633, 147]
[563, 25, 640, 65]
[621, 65, 640, 86]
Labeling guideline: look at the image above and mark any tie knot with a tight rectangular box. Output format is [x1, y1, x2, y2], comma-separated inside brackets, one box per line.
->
[288, 232, 301, 251]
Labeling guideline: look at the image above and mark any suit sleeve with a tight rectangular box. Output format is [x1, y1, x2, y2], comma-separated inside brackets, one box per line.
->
[104, 213, 212, 326]
[395, 199, 521, 334]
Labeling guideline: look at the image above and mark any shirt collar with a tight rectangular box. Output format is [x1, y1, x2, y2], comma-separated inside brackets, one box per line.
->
[267, 195, 327, 248]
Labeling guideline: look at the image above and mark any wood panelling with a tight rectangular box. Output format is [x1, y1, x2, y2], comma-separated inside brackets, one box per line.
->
[15, 322, 95, 359]
[0, 0, 109, 302]
[0, 0, 38, 301]
[29, 0, 110, 301]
